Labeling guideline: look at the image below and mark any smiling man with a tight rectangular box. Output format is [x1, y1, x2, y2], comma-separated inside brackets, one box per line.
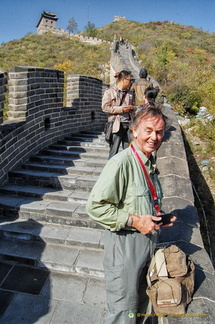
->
[86, 107, 176, 324]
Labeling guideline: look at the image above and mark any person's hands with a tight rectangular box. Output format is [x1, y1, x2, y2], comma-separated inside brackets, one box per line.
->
[129, 214, 162, 235]
[156, 212, 177, 227]
[160, 216, 177, 227]
[122, 105, 134, 113]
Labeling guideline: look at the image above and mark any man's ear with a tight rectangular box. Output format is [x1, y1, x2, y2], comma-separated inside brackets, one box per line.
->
[133, 128, 139, 138]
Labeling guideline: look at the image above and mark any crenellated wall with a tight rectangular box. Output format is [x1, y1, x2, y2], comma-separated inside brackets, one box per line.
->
[7, 66, 64, 121]
[0, 66, 106, 185]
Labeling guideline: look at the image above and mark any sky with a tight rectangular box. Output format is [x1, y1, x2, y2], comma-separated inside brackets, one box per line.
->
[0, 0, 214, 44]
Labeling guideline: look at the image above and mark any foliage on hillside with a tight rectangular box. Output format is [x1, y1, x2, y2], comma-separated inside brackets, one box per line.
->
[0, 33, 110, 81]
[1, 19, 215, 116]
[96, 20, 215, 116]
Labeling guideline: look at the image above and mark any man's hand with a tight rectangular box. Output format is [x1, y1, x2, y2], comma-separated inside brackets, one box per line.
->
[129, 214, 162, 235]
[160, 216, 177, 227]
[156, 212, 177, 227]
[122, 106, 134, 113]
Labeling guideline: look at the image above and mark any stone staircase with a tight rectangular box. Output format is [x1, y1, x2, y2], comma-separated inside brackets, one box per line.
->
[117, 43, 160, 88]
[0, 130, 108, 278]
[119, 44, 139, 80]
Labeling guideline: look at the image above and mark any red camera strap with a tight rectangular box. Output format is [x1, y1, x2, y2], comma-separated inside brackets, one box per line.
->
[130, 143, 160, 214]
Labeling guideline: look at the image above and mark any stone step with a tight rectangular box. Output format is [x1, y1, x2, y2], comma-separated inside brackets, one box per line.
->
[0, 184, 89, 203]
[0, 221, 104, 277]
[75, 131, 105, 138]
[8, 170, 98, 190]
[50, 143, 109, 154]
[0, 220, 104, 249]
[21, 162, 103, 176]
[66, 140, 107, 148]
[0, 184, 59, 199]
[40, 148, 108, 161]
[80, 130, 105, 136]
[30, 154, 107, 167]
[0, 196, 100, 228]
[66, 134, 105, 144]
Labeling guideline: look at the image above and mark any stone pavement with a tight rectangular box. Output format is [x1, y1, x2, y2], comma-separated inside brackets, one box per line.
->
[0, 260, 106, 324]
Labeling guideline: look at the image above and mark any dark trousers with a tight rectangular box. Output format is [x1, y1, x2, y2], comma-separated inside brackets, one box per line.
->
[109, 123, 130, 159]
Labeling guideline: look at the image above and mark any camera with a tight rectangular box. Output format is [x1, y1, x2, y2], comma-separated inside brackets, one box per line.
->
[154, 213, 174, 225]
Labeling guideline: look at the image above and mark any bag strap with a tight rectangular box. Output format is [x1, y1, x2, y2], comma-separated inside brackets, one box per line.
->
[147, 254, 156, 286]
[155, 248, 168, 279]
[120, 91, 127, 106]
[130, 143, 160, 214]
[147, 248, 168, 286]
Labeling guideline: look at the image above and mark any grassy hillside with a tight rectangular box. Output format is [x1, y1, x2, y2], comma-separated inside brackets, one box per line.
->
[1, 20, 214, 115]
[96, 20, 215, 116]
[0, 33, 110, 81]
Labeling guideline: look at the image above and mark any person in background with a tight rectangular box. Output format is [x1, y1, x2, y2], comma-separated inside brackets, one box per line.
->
[142, 86, 160, 107]
[102, 70, 134, 159]
[131, 67, 153, 108]
[134, 87, 161, 115]
[143, 87, 159, 106]
[86, 107, 176, 323]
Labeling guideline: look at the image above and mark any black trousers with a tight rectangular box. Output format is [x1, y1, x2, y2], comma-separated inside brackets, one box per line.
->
[109, 123, 131, 159]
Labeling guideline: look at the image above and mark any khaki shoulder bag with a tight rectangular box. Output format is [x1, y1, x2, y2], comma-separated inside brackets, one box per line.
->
[146, 244, 195, 315]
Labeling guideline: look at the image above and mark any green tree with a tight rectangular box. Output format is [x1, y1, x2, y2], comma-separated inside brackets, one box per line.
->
[66, 17, 78, 34]
[84, 21, 97, 37]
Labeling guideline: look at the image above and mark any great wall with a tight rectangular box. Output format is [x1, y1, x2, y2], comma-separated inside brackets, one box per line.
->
[0, 24, 215, 323]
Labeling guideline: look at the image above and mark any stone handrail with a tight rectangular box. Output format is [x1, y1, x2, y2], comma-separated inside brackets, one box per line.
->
[157, 104, 215, 322]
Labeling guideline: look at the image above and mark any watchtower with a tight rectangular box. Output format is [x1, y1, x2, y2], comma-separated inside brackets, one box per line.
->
[36, 11, 58, 35]
[114, 16, 126, 22]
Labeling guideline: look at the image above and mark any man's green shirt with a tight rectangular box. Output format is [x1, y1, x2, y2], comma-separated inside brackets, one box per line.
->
[86, 142, 163, 231]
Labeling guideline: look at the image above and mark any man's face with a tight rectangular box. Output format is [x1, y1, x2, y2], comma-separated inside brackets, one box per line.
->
[122, 76, 131, 89]
[133, 115, 165, 157]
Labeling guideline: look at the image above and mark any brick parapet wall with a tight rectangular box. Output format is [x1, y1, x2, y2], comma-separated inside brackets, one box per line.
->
[8, 66, 64, 121]
[0, 70, 8, 126]
[0, 67, 106, 185]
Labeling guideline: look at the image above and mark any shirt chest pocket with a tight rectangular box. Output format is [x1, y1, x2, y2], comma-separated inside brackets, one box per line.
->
[125, 186, 151, 214]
